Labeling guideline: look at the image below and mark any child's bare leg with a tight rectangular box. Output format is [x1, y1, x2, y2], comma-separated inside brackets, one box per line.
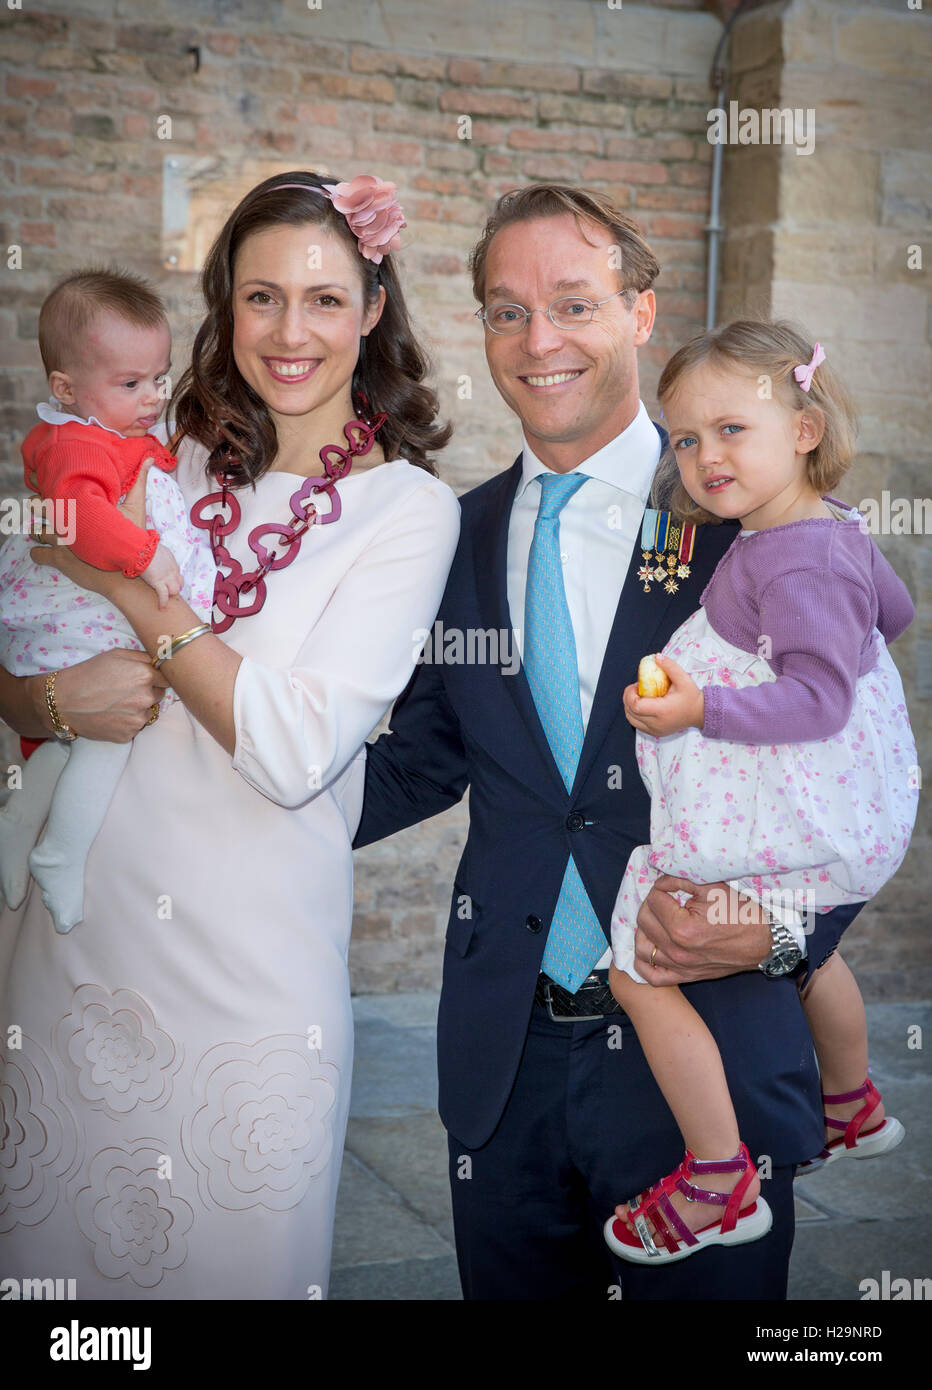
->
[610, 963, 739, 1155]
[798, 952, 884, 1138]
[608, 962, 759, 1234]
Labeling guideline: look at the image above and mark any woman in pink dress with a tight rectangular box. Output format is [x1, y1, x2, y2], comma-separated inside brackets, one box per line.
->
[0, 172, 460, 1298]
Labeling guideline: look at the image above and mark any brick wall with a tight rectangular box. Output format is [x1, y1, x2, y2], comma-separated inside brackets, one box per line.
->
[0, 0, 722, 490]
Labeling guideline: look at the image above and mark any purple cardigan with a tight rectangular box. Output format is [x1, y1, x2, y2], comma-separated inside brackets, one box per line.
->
[700, 502, 915, 744]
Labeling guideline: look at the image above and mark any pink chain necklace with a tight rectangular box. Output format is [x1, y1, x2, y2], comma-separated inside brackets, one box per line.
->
[190, 412, 387, 634]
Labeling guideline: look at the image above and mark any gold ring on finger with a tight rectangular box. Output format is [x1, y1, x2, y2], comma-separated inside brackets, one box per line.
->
[146, 703, 160, 725]
[650, 945, 658, 967]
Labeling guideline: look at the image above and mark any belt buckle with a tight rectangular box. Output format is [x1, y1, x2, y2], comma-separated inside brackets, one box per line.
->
[542, 977, 604, 1024]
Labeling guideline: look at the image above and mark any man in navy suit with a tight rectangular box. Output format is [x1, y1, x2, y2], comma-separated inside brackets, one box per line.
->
[353, 184, 860, 1299]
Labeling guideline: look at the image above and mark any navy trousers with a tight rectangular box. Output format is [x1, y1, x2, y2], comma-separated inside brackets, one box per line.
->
[446, 998, 796, 1301]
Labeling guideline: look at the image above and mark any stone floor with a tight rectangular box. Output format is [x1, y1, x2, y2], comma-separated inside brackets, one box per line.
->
[329, 992, 930, 1300]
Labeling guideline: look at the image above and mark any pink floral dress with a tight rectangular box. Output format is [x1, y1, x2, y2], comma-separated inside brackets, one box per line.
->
[0, 467, 216, 695]
[611, 522, 919, 983]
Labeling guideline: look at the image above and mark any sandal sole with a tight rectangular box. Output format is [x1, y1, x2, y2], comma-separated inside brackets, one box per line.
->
[603, 1196, 773, 1265]
[795, 1116, 905, 1176]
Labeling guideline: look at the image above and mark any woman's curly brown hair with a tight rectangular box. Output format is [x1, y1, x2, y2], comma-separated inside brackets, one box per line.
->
[170, 170, 451, 487]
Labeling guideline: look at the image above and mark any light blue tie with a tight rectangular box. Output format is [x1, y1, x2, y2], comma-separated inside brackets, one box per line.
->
[523, 472, 607, 993]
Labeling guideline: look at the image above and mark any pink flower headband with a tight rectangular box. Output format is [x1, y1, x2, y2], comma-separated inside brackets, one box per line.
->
[793, 342, 825, 393]
[268, 174, 405, 265]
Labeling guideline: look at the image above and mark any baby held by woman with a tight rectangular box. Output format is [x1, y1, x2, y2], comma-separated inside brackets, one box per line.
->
[0, 268, 216, 931]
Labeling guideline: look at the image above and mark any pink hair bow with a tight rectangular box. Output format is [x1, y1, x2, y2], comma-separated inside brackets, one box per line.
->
[793, 342, 825, 393]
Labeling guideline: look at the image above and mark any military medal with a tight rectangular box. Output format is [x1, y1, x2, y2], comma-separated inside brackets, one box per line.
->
[638, 509, 696, 594]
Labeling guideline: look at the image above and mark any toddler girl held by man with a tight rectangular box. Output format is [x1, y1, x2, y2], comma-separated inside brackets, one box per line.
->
[604, 320, 917, 1265]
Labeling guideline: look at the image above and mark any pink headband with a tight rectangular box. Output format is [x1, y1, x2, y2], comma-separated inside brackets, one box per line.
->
[793, 342, 825, 393]
[268, 175, 405, 265]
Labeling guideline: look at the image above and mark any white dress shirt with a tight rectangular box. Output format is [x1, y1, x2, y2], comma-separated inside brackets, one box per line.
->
[506, 400, 660, 728]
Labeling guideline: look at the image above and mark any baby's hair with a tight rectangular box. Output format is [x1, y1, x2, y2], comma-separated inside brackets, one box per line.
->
[651, 319, 858, 526]
[38, 267, 168, 378]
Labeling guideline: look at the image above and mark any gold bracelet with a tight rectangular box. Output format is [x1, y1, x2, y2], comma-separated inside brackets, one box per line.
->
[45, 671, 77, 742]
[151, 622, 213, 670]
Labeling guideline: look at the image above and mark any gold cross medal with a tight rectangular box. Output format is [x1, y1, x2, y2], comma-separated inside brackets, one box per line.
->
[638, 509, 696, 594]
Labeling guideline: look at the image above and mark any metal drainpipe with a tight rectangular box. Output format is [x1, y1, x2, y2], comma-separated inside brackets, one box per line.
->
[705, 79, 726, 330]
[704, 1, 751, 331]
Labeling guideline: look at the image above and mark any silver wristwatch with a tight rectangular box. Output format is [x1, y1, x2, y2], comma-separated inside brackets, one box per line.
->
[758, 916, 803, 978]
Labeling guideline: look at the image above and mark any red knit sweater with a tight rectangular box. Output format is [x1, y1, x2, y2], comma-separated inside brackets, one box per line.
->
[21, 419, 177, 577]
[18, 419, 178, 763]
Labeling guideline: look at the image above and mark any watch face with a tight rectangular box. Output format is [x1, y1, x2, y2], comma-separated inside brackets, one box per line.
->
[761, 947, 802, 978]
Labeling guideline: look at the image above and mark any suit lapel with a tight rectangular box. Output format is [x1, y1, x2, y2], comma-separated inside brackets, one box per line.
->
[572, 511, 740, 796]
[470, 456, 568, 797]
[571, 522, 680, 796]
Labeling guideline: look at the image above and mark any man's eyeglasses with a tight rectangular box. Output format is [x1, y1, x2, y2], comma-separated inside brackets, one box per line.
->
[475, 289, 629, 335]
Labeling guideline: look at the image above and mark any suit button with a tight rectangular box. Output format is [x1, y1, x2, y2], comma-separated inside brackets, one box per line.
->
[526, 915, 542, 933]
[566, 812, 585, 832]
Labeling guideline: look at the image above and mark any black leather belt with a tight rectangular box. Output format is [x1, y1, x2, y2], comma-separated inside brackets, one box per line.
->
[534, 970, 623, 1022]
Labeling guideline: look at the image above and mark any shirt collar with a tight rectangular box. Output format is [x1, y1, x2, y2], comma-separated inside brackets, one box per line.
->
[35, 398, 169, 446]
[515, 401, 661, 506]
[35, 398, 128, 437]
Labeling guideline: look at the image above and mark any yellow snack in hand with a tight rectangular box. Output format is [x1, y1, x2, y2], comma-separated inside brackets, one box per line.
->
[637, 654, 670, 699]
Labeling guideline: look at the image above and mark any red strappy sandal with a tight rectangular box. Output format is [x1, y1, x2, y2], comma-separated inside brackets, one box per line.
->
[603, 1142, 772, 1265]
[795, 1077, 905, 1176]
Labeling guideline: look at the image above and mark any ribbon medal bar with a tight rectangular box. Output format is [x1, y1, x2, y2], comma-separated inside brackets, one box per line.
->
[638, 509, 696, 595]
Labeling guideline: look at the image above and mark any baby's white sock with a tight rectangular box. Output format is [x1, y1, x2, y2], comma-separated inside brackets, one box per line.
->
[0, 740, 70, 908]
[29, 739, 131, 932]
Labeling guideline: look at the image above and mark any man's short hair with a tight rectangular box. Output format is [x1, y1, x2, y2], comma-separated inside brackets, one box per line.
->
[468, 183, 660, 306]
[38, 267, 167, 377]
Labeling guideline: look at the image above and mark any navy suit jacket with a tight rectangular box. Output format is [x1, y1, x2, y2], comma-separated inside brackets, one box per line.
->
[354, 445, 862, 1154]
